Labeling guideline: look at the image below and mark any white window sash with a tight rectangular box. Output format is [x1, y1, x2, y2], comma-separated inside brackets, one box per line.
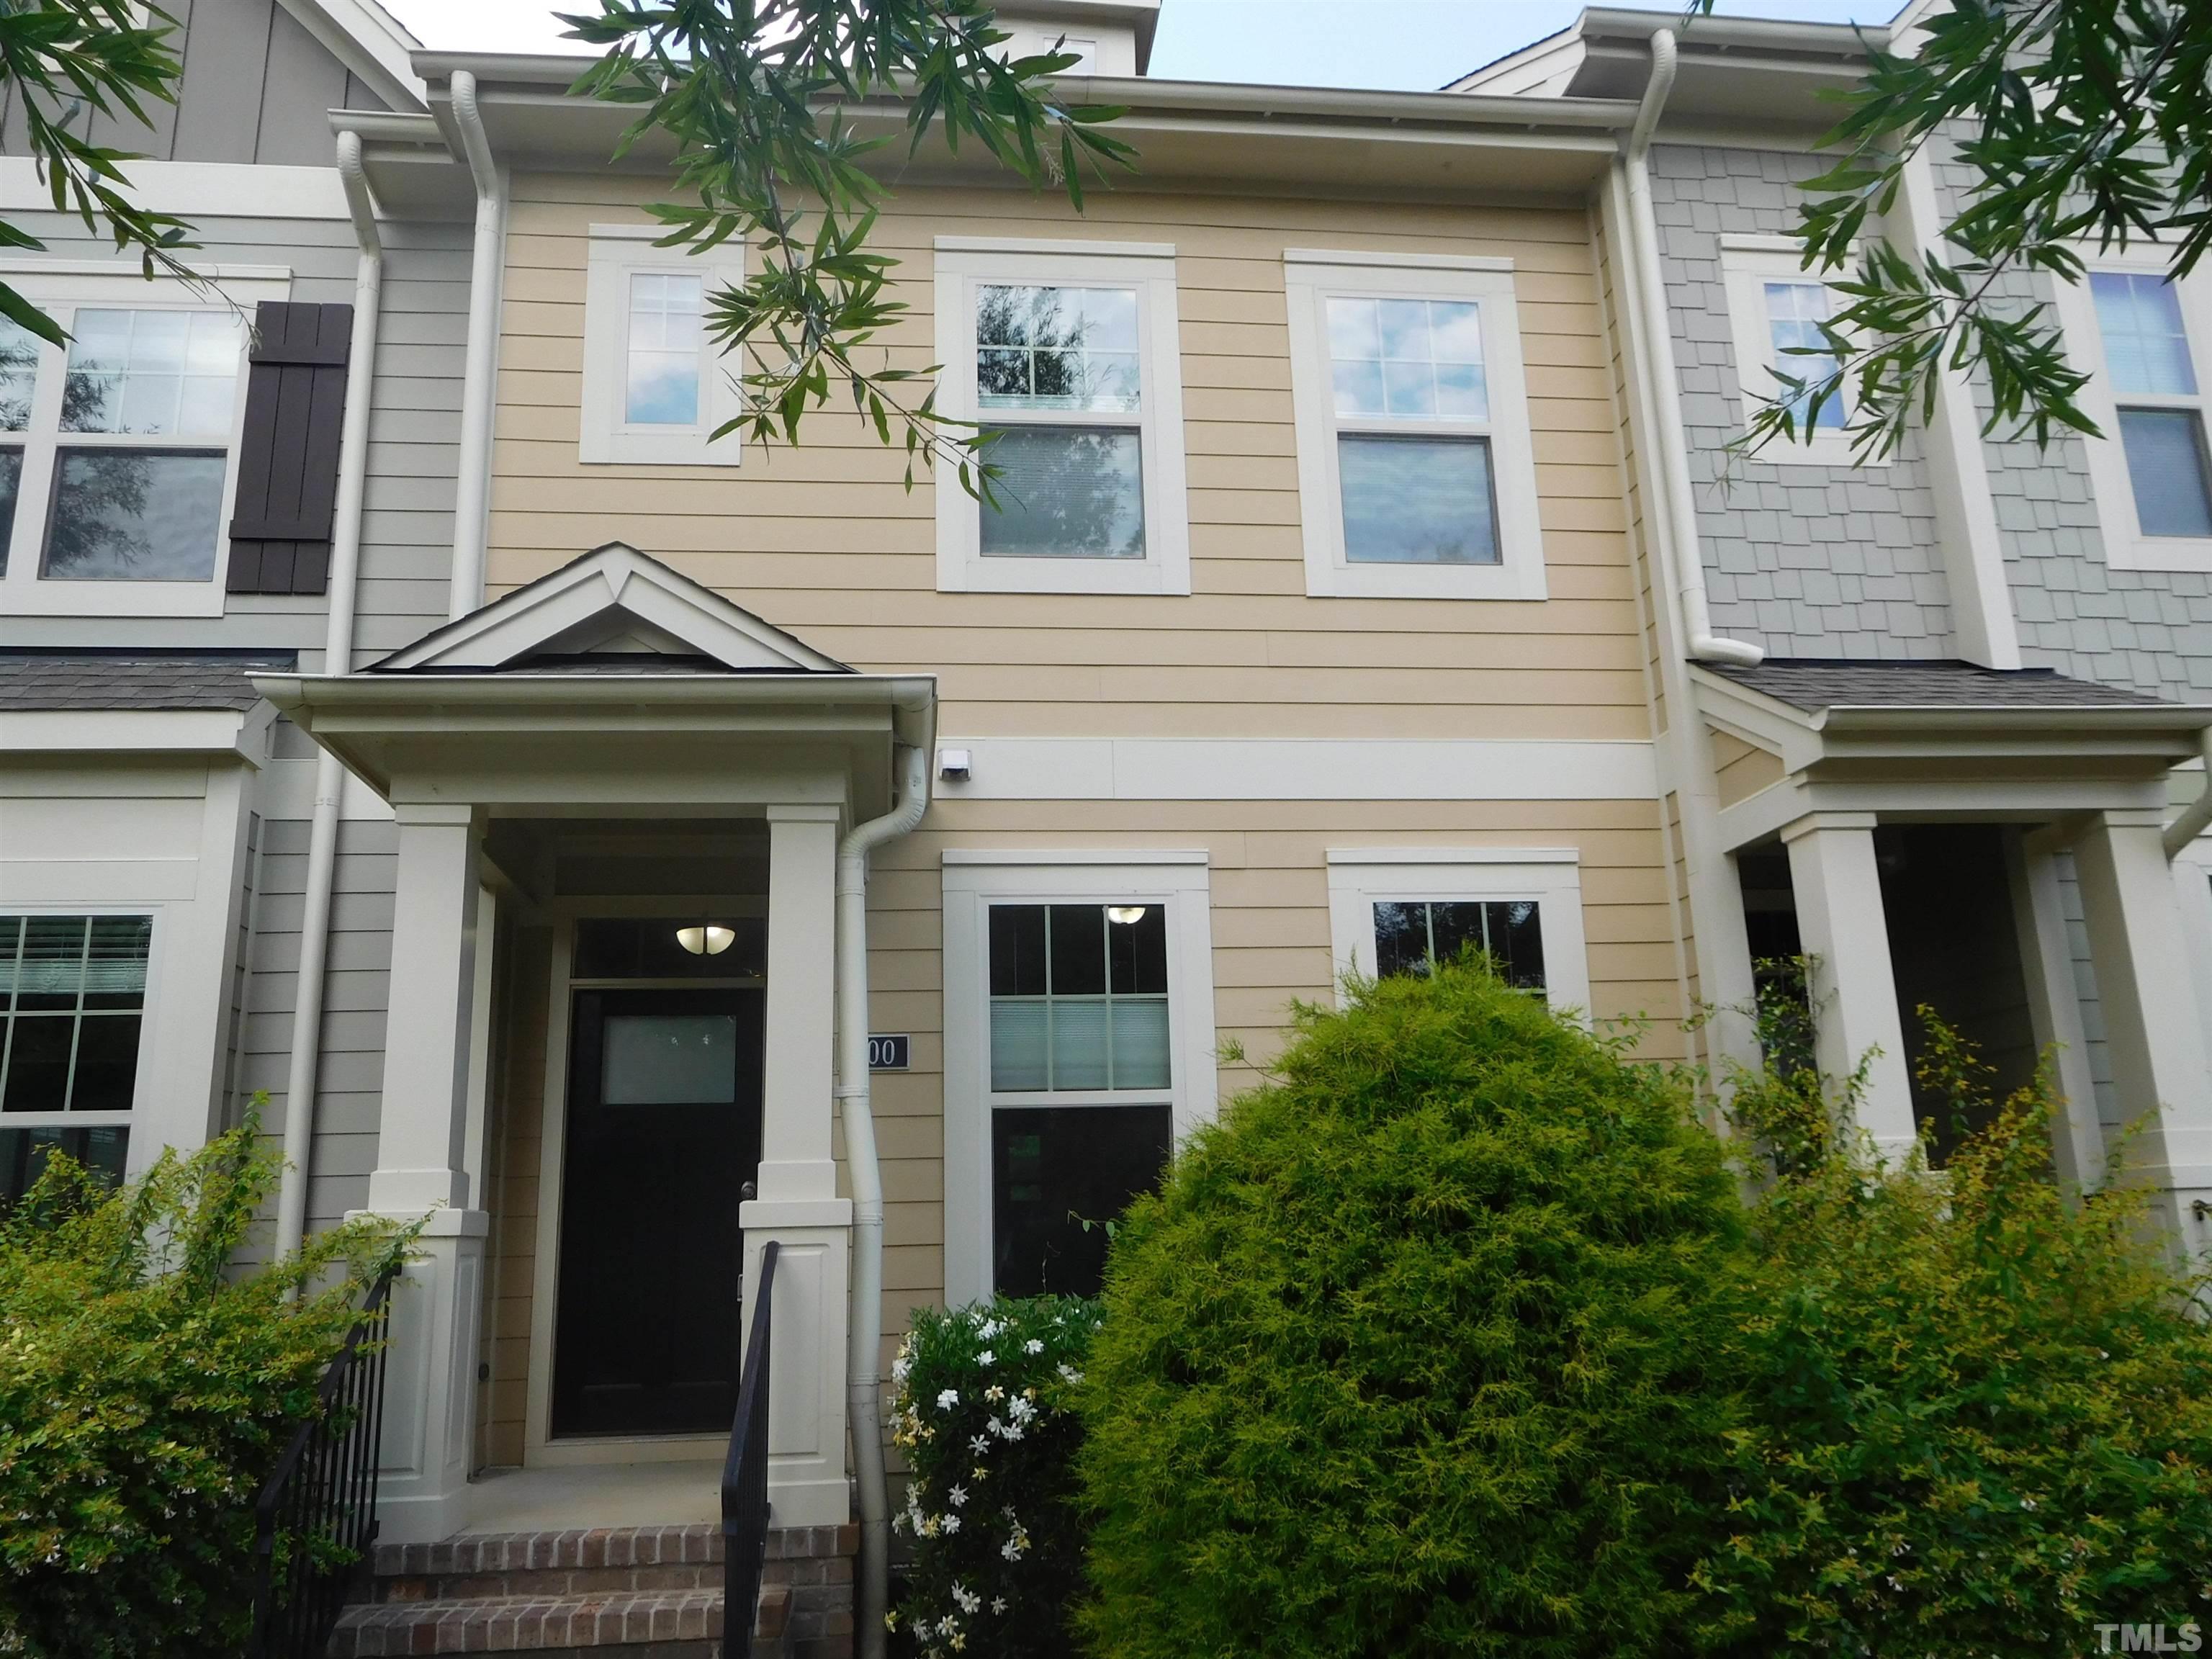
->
[941, 853, 1217, 1304]
[932, 240, 1191, 597]
[1716, 238, 1877, 470]
[0, 904, 162, 1135]
[1284, 253, 1546, 601]
[2051, 244, 2212, 573]
[580, 225, 745, 467]
[0, 262, 285, 618]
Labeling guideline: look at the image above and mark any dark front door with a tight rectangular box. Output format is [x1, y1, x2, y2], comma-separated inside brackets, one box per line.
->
[552, 986, 763, 1437]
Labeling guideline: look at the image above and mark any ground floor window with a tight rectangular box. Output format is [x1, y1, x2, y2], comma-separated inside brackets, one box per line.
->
[0, 912, 150, 1203]
[1371, 897, 1547, 989]
[1326, 851, 1591, 1017]
[942, 854, 1218, 1306]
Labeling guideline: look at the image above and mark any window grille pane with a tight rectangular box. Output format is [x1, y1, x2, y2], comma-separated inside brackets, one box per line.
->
[1427, 901, 1487, 969]
[1048, 996, 1111, 1090]
[2118, 408, 2212, 536]
[62, 310, 237, 438]
[979, 426, 1145, 558]
[0, 914, 151, 1113]
[0, 1125, 128, 1208]
[1327, 296, 1487, 421]
[1762, 282, 1845, 430]
[1108, 997, 1171, 1089]
[0, 447, 19, 577]
[2092, 271, 2198, 396]
[626, 272, 704, 425]
[1371, 902, 1426, 979]
[975, 285, 1140, 413]
[11, 915, 89, 1008]
[83, 916, 152, 1002]
[1339, 433, 1498, 564]
[42, 449, 228, 580]
[66, 1015, 142, 1112]
[1486, 900, 1547, 990]
[1048, 904, 1107, 996]
[1, 1017, 73, 1112]
[992, 1104, 1172, 1298]
[0, 317, 37, 431]
[1107, 904, 1166, 994]
[990, 1000, 1050, 1092]
[988, 905, 1048, 997]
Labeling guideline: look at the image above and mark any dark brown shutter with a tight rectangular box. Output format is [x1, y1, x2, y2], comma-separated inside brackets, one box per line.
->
[226, 301, 352, 596]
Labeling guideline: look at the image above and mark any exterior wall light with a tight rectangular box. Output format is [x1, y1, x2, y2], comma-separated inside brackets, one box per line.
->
[675, 923, 737, 956]
[1105, 906, 1148, 925]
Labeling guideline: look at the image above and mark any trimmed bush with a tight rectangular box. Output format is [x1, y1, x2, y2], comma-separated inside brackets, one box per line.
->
[1075, 961, 1753, 1659]
[0, 1113, 403, 1659]
[888, 1295, 1100, 1659]
[1695, 1012, 2212, 1655]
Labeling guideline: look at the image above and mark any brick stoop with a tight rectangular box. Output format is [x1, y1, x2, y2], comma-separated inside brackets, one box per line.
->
[328, 1523, 855, 1659]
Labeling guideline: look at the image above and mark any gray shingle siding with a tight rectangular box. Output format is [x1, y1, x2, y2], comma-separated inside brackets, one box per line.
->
[1926, 134, 2212, 698]
[1650, 143, 1958, 660]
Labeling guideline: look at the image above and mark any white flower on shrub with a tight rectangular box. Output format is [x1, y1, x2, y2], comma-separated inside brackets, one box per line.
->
[936, 1388, 959, 1412]
[1058, 1363, 1083, 1384]
[948, 1484, 968, 1508]
[968, 1434, 989, 1455]
[1023, 1338, 1043, 1354]
[991, 1597, 1007, 1615]
[977, 1349, 994, 1366]
[943, 1513, 961, 1534]
[951, 1583, 981, 1613]
[984, 1385, 1004, 1403]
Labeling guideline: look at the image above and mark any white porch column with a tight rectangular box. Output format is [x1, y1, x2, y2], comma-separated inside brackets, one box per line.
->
[2005, 831, 2108, 1191]
[740, 804, 853, 1528]
[363, 801, 490, 1545]
[1782, 811, 1918, 1159]
[2071, 810, 2212, 1247]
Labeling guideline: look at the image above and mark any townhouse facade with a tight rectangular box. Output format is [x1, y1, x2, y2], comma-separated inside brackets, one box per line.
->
[0, 2, 2208, 1655]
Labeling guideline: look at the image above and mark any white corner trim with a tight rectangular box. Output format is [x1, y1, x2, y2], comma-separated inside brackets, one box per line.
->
[1323, 848, 1593, 1021]
[0, 158, 349, 222]
[940, 853, 1218, 1308]
[0, 256, 293, 286]
[1284, 247, 1514, 273]
[940, 847, 1210, 867]
[586, 222, 681, 243]
[933, 235, 1176, 260]
[927, 738, 1658, 803]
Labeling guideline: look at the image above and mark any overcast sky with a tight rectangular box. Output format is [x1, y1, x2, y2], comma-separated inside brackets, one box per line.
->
[378, 0, 1894, 91]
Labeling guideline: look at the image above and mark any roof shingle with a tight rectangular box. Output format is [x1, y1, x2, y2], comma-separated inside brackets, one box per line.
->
[1707, 659, 2171, 714]
[0, 653, 295, 714]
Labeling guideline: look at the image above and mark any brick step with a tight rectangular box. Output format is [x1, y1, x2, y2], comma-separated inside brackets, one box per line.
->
[373, 1524, 724, 1603]
[328, 1582, 792, 1658]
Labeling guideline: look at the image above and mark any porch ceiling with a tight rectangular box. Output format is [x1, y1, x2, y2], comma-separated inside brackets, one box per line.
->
[252, 670, 935, 817]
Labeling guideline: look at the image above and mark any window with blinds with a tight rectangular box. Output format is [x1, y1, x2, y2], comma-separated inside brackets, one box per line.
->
[0, 913, 150, 1204]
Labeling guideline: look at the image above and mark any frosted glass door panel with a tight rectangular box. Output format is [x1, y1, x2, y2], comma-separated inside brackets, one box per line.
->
[602, 1012, 739, 1105]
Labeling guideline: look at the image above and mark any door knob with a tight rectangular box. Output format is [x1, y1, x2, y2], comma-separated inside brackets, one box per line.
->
[741, 1181, 757, 1202]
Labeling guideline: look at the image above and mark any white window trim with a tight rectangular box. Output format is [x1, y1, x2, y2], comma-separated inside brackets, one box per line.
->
[940, 850, 1218, 1306]
[580, 225, 745, 467]
[0, 259, 289, 618]
[1719, 235, 1883, 471]
[0, 904, 163, 1144]
[1324, 848, 1592, 1022]
[2049, 243, 2212, 574]
[932, 237, 1191, 597]
[1284, 250, 1547, 601]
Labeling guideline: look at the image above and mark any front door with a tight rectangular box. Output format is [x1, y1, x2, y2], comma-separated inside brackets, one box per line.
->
[552, 986, 763, 1437]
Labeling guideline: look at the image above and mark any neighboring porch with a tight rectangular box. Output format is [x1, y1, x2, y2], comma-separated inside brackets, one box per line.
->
[258, 544, 935, 1569]
[1696, 660, 2212, 1236]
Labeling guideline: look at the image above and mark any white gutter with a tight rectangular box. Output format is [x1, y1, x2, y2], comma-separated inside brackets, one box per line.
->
[273, 130, 384, 1264]
[2165, 729, 2212, 858]
[449, 70, 504, 623]
[1622, 28, 1763, 669]
[837, 732, 933, 1659]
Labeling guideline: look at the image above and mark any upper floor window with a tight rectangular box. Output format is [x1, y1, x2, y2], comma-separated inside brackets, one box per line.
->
[1718, 236, 1874, 469]
[2053, 251, 2212, 572]
[935, 238, 1190, 595]
[0, 262, 279, 617]
[581, 226, 744, 466]
[1284, 251, 1546, 601]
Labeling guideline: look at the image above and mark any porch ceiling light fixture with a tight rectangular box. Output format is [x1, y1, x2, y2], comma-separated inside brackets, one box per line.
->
[675, 922, 737, 956]
[1105, 905, 1149, 925]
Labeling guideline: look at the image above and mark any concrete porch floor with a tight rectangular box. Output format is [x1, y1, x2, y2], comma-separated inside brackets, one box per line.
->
[455, 1460, 724, 1534]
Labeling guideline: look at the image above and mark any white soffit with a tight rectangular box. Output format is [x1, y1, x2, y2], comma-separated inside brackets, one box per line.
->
[373, 541, 852, 676]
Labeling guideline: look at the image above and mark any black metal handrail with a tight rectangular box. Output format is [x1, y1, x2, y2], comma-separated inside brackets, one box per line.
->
[246, 1264, 399, 1659]
[722, 1240, 780, 1650]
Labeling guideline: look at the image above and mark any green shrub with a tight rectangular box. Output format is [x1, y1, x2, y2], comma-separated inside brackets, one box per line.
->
[887, 1295, 1099, 1658]
[1075, 960, 1754, 1659]
[1695, 1012, 2212, 1656]
[0, 1112, 404, 1659]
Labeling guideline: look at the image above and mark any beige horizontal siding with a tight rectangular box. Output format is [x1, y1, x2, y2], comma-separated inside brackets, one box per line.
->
[490, 176, 1649, 745]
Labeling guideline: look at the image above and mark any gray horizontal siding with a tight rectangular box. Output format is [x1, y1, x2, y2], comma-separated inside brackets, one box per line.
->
[1650, 143, 1956, 660]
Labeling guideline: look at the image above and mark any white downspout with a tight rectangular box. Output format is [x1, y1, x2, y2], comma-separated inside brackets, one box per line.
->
[448, 70, 504, 623]
[2164, 729, 2212, 859]
[1624, 28, 1765, 668]
[837, 725, 933, 1659]
[273, 130, 382, 1264]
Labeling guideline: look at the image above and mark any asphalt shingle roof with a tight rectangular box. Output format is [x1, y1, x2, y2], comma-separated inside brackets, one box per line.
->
[1707, 659, 2172, 714]
[0, 653, 294, 713]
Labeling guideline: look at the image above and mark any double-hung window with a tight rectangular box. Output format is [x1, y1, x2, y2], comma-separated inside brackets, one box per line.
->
[580, 226, 745, 466]
[1718, 236, 1871, 468]
[1285, 251, 1545, 600]
[1325, 850, 1591, 1018]
[2053, 251, 2212, 570]
[0, 913, 151, 1205]
[935, 239, 1190, 595]
[942, 853, 1217, 1303]
[0, 264, 277, 616]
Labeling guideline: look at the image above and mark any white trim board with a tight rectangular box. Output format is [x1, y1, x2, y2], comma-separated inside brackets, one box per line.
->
[0, 159, 349, 222]
[930, 737, 1658, 801]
